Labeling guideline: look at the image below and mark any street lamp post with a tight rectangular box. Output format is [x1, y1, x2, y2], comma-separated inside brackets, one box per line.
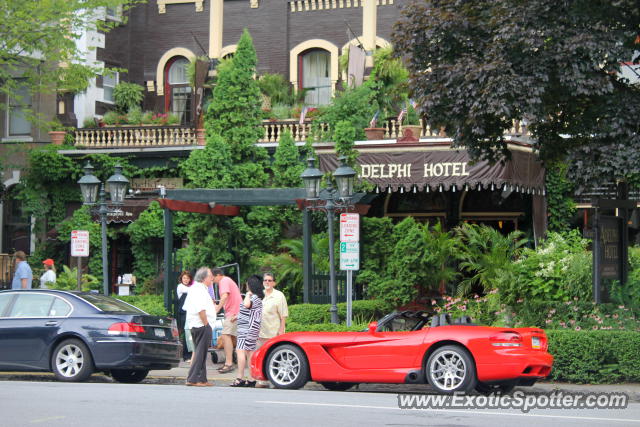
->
[301, 156, 356, 324]
[77, 162, 129, 295]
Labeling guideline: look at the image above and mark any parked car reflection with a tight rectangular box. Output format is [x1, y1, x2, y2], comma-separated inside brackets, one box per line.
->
[0, 290, 181, 383]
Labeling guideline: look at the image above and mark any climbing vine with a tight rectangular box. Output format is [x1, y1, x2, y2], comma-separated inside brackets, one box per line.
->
[545, 161, 576, 233]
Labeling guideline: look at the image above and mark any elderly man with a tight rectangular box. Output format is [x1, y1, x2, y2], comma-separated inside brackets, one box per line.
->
[12, 251, 32, 290]
[182, 267, 216, 387]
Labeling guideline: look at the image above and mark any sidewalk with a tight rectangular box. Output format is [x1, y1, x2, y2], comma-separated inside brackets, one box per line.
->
[149, 362, 640, 400]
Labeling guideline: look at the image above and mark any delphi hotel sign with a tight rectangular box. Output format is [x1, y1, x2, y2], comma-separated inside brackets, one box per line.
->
[317, 148, 544, 193]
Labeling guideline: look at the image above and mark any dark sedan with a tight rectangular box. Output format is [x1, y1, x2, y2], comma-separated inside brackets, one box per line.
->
[0, 289, 181, 383]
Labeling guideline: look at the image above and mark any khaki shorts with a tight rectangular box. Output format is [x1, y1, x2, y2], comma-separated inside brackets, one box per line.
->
[222, 316, 238, 336]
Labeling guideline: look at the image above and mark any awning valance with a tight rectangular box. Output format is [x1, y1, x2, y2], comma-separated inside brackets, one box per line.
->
[317, 143, 545, 194]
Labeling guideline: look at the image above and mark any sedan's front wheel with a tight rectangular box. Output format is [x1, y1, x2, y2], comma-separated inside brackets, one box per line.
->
[111, 369, 149, 383]
[51, 339, 94, 382]
[426, 345, 476, 393]
[266, 344, 309, 389]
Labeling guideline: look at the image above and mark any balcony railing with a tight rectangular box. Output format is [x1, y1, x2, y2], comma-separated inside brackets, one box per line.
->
[74, 126, 198, 148]
[73, 119, 530, 148]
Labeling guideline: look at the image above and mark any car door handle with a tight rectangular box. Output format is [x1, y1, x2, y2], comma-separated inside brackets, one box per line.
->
[45, 321, 59, 326]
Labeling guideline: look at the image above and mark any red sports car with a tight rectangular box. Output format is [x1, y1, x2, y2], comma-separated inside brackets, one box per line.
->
[250, 311, 553, 393]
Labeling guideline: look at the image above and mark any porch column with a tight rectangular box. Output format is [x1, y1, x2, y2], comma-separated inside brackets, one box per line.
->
[163, 208, 174, 313]
[209, 0, 224, 59]
[362, 0, 377, 67]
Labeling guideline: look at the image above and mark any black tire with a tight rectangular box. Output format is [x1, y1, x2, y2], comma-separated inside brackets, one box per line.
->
[475, 381, 516, 395]
[426, 345, 477, 394]
[265, 344, 310, 389]
[51, 338, 94, 382]
[210, 351, 218, 364]
[320, 382, 356, 391]
[111, 369, 149, 384]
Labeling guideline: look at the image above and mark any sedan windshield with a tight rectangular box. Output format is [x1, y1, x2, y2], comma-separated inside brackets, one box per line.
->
[77, 294, 146, 314]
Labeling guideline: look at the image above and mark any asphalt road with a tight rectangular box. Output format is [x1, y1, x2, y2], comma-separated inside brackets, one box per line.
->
[2, 380, 640, 427]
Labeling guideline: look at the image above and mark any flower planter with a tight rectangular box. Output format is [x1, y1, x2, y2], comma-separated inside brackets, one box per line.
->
[48, 131, 67, 145]
[364, 127, 386, 140]
[398, 125, 422, 142]
[196, 128, 206, 145]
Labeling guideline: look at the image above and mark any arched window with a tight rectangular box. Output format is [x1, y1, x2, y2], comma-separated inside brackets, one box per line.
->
[300, 49, 331, 106]
[164, 57, 192, 125]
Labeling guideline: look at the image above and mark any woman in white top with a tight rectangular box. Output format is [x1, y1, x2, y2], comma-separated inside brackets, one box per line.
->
[176, 271, 193, 361]
[40, 259, 56, 289]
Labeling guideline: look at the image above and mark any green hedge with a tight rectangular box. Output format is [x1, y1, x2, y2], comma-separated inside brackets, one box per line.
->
[547, 330, 640, 383]
[116, 295, 168, 317]
[286, 322, 367, 332]
[288, 300, 393, 324]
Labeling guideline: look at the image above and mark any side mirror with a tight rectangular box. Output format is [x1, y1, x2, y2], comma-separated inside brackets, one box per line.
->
[368, 321, 378, 334]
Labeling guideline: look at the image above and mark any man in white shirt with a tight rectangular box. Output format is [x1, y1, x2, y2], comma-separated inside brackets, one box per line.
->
[182, 267, 216, 387]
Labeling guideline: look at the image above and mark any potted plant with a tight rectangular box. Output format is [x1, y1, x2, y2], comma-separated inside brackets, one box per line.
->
[48, 120, 67, 145]
[82, 117, 98, 129]
[126, 108, 144, 126]
[113, 82, 145, 113]
[364, 110, 386, 140]
[399, 102, 422, 142]
[102, 111, 121, 126]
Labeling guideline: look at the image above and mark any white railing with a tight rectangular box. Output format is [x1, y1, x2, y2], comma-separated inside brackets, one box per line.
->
[74, 126, 197, 148]
[73, 119, 530, 148]
[289, 0, 394, 12]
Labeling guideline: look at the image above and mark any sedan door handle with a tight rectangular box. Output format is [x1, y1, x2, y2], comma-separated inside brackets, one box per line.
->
[45, 321, 59, 326]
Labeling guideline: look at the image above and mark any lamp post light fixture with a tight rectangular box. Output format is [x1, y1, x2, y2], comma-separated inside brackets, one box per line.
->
[77, 162, 129, 296]
[301, 156, 356, 324]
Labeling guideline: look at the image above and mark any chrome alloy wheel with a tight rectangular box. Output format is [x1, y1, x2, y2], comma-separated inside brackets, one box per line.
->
[429, 350, 467, 391]
[268, 348, 302, 386]
[55, 343, 85, 378]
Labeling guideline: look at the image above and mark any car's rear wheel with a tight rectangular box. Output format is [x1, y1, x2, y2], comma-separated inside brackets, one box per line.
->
[320, 382, 356, 391]
[426, 345, 476, 393]
[111, 369, 149, 384]
[51, 339, 94, 382]
[475, 380, 516, 395]
[266, 344, 309, 389]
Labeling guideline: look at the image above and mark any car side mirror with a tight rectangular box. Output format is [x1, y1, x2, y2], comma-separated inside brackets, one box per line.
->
[368, 321, 378, 334]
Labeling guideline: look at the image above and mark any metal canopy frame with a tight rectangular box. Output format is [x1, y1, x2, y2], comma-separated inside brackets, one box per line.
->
[160, 188, 371, 311]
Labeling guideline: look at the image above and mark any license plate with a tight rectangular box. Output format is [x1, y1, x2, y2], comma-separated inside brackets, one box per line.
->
[154, 328, 165, 338]
[531, 336, 541, 349]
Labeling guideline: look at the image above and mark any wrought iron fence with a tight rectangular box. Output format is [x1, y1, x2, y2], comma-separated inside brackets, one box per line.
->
[310, 272, 363, 304]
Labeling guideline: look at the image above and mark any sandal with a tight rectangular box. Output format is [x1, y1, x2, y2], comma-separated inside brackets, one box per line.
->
[245, 380, 256, 387]
[230, 378, 247, 387]
[217, 365, 234, 374]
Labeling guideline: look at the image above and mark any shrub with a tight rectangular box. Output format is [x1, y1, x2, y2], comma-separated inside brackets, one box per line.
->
[102, 111, 121, 125]
[116, 294, 168, 317]
[48, 265, 100, 292]
[288, 300, 393, 324]
[270, 103, 292, 120]
[547, 330, 640, 383]
[82, 117, 98, 128]
[126, 108, 143, 125]
[286, 322, 366, 332]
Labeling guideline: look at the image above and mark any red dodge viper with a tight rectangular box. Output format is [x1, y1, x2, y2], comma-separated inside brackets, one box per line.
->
[250, 311, 553, 393]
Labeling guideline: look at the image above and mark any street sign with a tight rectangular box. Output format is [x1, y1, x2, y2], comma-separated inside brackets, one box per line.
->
[340, 213, 359, 242]
[340, 242, 359, 270]
[71, 230, 90, 257]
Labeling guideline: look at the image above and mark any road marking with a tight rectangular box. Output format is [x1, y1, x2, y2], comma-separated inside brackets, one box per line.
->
[257, 400, 640, 423]
[30, 416, 66, 424]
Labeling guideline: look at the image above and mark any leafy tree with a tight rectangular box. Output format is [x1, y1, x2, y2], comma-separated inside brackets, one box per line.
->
[272, 130, 303, 188]
[393, 0, 640, 188]
[313, 84, 379, 141]
[180, 29, 274, 272]
[56, 205, 104, 279]
[1, 0, 140, 125]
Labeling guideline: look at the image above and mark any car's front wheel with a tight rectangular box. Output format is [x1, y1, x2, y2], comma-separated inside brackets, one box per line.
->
[111, 369, 149, 383]
[426, 345, 476, 393]
[266, 344, 309, 389]
[51, 339, 94, 382]
[320, 382, 356, 391]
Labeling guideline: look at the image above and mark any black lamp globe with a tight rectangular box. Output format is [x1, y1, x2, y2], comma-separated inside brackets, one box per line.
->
[300, 157, 323, 200]
[333, 156, 356, 199]
[77, 162, 101, 205]
[106, 164, 129, 205]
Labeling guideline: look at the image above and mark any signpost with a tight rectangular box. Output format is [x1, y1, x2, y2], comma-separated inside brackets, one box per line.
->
[340, 214, 359, 326]
[71, 230, 89, 290]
